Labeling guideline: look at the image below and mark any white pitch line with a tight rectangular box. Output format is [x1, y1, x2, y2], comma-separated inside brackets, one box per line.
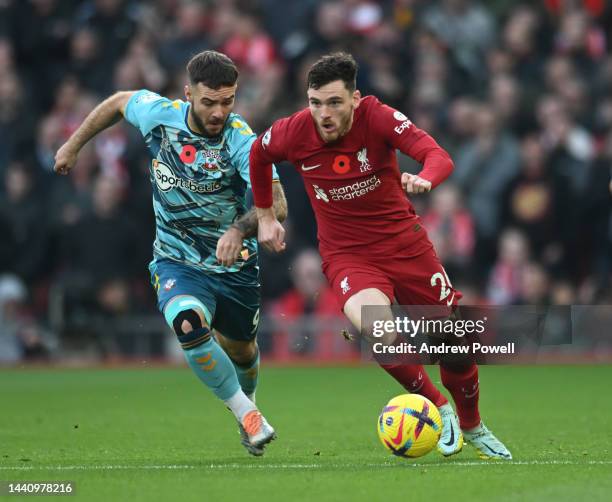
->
[0, 460, 611, 471]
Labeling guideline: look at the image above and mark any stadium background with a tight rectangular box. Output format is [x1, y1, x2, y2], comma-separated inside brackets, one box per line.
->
[0, 0, 610, 364]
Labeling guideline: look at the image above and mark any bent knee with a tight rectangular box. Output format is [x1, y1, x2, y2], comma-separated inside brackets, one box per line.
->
[164, 296, 209, 337]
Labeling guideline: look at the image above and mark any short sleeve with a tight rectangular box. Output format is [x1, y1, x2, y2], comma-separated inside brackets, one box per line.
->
[124, 90, 182, 136]
[229, 117, 279, 189]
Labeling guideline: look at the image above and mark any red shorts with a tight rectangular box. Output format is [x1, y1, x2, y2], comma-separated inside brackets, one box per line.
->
[323, 244, 462, 311]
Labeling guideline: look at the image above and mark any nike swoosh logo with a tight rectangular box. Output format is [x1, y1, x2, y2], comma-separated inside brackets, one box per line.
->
[443, 422, 455, 447]
[301, 164, 321, 171]
[482, 442, 508, 457]
[412, 381, 424, 392]
[446, 292, 456, 306]
[462, 384, 479, 399]
[390, 412, 406, 445]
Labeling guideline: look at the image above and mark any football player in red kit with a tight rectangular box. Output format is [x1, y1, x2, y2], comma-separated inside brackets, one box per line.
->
[248, 53, 511, 459]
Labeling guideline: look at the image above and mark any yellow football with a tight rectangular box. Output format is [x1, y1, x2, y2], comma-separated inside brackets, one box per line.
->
[377, 394, 442, 458]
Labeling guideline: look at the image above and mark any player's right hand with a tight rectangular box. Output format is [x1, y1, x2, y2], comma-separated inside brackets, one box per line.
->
[258, 216, 286, 253]
[53, 143, 79, 175]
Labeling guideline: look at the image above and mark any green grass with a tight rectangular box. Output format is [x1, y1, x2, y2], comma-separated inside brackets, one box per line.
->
[1, 365, 611, 501]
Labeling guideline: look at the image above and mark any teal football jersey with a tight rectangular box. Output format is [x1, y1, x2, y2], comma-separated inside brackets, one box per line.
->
[124, 89, 278, 273]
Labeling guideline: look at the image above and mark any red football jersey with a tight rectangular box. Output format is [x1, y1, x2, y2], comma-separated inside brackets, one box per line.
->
[250, 96, 454, 264]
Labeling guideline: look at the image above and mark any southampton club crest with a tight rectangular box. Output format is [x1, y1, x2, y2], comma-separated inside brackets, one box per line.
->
[175, 130, 229, 179]
[199, 148, 224, 172]
[175, 144, 229, 181]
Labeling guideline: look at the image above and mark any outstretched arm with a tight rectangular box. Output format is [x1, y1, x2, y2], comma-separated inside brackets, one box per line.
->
[216, 182, 288, 267]
[54, 91, 134, 175]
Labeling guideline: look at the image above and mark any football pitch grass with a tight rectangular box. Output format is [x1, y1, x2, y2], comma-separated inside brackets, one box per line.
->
[2, 365, 611, 501]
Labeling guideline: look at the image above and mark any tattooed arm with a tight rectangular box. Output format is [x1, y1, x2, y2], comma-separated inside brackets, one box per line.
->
[216, 181, 287, 266]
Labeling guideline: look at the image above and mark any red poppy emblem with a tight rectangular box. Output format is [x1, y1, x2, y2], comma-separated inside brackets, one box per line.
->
[332, 155, 351, 174]
[179, 145, 197, 164]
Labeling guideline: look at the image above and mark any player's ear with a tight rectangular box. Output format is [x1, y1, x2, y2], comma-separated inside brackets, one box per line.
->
[184, 84, 192, 102]
[353, 90, 361, 108]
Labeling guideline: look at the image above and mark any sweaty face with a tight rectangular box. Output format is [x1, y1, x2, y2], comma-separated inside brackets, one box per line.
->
[185, 83, 237, 137]
[308, 81, 360, 143]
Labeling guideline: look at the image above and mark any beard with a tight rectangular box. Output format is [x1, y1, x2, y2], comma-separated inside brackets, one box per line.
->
[336, 112, 353, 138]
[319, 110, 353, 143]
[189, 107, 221, 137]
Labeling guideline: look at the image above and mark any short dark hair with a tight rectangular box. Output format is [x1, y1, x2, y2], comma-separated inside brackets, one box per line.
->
[186, 50, 239, 88]
[307, 52, 358, 92]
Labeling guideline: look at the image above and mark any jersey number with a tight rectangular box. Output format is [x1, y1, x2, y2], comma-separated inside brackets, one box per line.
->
[250, 308, 260, 334]
[430, 268, 453, 303]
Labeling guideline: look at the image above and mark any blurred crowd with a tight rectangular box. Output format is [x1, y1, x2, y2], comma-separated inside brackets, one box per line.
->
[0, 0, 610, 361]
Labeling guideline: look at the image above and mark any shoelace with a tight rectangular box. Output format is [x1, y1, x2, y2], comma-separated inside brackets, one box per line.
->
[242, 411, 262, 436]
[468, 427, 499, 444]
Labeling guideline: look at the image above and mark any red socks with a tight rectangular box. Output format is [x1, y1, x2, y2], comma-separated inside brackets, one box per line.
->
[440, 363, 481, 429]
[379, 361, 482, 430]
[380, 364, 448, 408]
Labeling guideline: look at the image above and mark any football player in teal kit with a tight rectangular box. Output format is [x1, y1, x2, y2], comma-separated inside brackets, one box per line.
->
[54, 51, 286, 456]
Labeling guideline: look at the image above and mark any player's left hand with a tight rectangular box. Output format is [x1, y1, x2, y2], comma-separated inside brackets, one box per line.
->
[216, 227, 244, 267]
[402, 173, 431, 194]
